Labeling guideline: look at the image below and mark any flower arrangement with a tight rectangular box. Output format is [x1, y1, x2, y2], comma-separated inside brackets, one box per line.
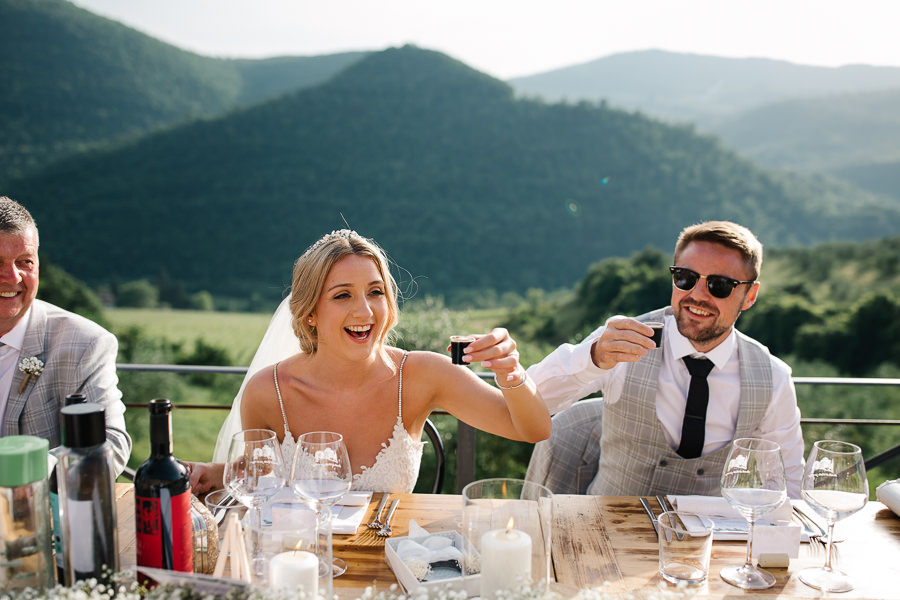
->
[0, 574, 695, 600]
[17, 356, 44, 393]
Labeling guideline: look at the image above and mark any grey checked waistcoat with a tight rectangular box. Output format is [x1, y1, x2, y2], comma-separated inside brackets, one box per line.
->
[587, 307, 774, 496]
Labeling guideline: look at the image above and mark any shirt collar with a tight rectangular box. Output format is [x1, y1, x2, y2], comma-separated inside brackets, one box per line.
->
[0, 307, 32, 353]
[665, 314, 737, 370]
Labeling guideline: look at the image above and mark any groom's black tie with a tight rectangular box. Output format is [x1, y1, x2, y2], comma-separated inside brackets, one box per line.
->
[676, 356, 715, 459]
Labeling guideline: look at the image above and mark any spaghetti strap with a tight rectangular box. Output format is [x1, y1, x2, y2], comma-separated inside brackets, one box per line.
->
[398, 351, 409, 419]
[273, 362, 291, 440]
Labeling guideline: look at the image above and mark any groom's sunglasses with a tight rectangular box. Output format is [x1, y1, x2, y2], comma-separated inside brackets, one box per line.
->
[669, 266, 756, 299]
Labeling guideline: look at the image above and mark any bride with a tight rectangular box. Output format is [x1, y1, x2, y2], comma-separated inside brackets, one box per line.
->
[190, 229, 551, 494]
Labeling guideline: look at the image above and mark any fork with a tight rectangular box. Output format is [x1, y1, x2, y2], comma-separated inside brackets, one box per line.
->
[376, 499, 400, 537]
[792, 504, 843, 559]
[368, 494, 390, 529]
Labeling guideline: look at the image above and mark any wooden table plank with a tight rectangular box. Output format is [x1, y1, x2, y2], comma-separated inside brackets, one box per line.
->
[551, 495, 624, 590]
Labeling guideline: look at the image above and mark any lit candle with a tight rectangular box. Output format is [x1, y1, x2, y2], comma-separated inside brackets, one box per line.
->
[480, 517, 532, 598]
[269, 550, 319, 597]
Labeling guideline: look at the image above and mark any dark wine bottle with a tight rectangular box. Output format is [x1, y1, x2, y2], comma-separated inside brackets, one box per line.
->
[57, 402, 118, 585]
[133, 398, 193, 578]
[50, 393, 87, 583]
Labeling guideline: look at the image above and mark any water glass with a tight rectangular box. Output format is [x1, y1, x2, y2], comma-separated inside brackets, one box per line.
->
[658, 511, 714, 585]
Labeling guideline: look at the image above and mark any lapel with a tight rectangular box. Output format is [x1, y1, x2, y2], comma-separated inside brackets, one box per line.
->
[2, 300, 49, 436]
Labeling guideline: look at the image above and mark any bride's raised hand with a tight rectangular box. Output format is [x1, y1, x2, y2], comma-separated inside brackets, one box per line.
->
[464, 327, 526, 386]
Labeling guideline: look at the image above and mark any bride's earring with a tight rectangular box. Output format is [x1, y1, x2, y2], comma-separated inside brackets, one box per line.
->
[307, 316, 315, 327]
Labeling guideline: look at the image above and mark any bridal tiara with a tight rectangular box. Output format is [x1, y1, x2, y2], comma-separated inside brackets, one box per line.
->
[301, 229, 359, 258]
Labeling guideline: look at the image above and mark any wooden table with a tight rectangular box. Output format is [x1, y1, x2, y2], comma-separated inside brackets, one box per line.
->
[115, 485, 900, 598]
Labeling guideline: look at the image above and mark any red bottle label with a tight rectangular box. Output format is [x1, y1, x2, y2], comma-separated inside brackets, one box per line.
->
[135, 490, 193, 573]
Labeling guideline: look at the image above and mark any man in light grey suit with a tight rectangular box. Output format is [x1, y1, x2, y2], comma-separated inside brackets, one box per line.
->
[0, 196, 131, 475]
[527, 221, 803, 497]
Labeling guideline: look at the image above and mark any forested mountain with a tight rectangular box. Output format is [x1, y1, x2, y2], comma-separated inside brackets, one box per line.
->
[9, 45, 900, 304]
[509, 51, 900, 190]
[712, 89, 900, 199]
[834, 161, 900, 202]
[509, 50, 900, 124]
[0, 0, 364, 181]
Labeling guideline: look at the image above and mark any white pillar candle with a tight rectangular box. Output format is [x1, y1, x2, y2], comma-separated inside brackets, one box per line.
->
[269, 550, 319, 597]
[480, 525, 532, 598]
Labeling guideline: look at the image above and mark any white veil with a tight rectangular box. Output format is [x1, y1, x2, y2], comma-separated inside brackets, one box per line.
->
[212, 297, 300, 462]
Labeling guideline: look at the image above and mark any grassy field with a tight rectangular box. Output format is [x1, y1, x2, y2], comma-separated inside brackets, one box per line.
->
[107, 307, 274, 364]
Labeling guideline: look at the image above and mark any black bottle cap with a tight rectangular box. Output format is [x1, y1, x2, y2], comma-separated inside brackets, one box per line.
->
[148, 398, 172, 415]
[61, 403, 107, 448]
[64, 393, 87, 407]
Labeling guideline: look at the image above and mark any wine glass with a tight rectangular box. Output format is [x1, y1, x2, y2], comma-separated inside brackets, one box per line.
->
[798, 440, 868, 592]
[290, 431, 353, 577]
[719, 437, 787, 589]
[223, 428, 285, 580]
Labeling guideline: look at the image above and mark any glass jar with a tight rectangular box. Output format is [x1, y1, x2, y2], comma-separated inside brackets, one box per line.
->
[0, 435, 54, 591]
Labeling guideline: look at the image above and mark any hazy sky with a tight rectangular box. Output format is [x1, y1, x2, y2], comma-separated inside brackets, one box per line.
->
[69, 0, 899, 79]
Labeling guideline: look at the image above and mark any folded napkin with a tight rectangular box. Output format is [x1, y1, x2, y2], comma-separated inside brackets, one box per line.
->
[668, 495, 797, 541]
[876, 479, 900, 517]
[261, 488, 374, 535]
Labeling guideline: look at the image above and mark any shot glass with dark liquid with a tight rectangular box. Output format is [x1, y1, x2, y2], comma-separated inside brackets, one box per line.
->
[646, 321, 664, 348]
[450, 335, 475, 365]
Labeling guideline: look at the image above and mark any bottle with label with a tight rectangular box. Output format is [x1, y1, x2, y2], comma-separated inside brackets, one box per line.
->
[50, 393, 87, 583]
[57, 402, 118, 585]
[134, 398, 193, 577]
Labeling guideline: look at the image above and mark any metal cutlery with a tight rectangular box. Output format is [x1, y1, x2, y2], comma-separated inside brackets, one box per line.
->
[793, 503, 840, 554]
[656, 495, 684, 540]
[368, 494, 390, 529]
[211, 493, 241, 525]
[376, 499, 400, 537]
[640, 497, 660, 538]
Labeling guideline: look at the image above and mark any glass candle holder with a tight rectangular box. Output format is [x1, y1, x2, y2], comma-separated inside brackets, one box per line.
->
[245, 493, 333, 597]
[461, 478, 553, 598]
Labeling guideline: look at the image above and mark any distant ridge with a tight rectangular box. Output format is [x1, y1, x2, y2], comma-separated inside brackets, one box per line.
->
[0, 0, 366, 181]
[10, 45, 900, 301]
[509, 49, 900, 123]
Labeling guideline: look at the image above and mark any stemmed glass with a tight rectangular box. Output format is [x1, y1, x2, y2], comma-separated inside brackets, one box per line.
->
[291, 431, 353, 577]
[223, 428, 285, 580]
[719, 437, 787, 589]
[798, 440, 868, 592]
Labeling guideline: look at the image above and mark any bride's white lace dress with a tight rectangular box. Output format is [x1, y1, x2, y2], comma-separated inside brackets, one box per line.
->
[275, 353, 424, 493]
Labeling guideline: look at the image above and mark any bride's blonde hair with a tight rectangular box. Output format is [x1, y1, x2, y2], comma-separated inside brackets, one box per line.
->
[290, 230, 400, 354]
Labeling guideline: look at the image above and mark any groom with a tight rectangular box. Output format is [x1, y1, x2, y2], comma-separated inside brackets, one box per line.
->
[0, 196, 131, 475]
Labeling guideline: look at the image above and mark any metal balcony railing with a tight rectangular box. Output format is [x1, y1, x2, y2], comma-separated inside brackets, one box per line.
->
[118, 364, 900, 492]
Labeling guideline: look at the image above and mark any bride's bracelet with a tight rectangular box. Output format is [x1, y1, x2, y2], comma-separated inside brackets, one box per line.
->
[494, 372, 529, 390]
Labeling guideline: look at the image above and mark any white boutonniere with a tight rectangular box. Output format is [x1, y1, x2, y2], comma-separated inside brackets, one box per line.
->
[18, 356, 44, 393]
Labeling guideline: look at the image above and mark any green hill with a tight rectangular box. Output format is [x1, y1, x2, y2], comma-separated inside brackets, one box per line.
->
[712, 88, 900, 173]
[0, 0, 365, 182]
[9, 45, 900, 304]
[834, 161, 900, 201]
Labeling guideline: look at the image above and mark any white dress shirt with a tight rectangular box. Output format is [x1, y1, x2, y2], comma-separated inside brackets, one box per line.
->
[527, 313, 805, 497]
[0, 308, 32, 426]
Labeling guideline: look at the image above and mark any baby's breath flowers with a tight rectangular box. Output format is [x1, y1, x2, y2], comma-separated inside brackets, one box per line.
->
[0, 572, 696, 600]
[17, 356, 44, 393]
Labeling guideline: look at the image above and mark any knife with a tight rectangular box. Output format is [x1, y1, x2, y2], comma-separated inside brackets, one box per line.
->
[640, 497, 660, 538]
[656, 494, 684, 540]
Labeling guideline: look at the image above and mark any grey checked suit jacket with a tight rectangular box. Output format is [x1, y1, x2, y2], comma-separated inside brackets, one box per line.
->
[525, 398, 603, 494]
[1, 299, 131, 475]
